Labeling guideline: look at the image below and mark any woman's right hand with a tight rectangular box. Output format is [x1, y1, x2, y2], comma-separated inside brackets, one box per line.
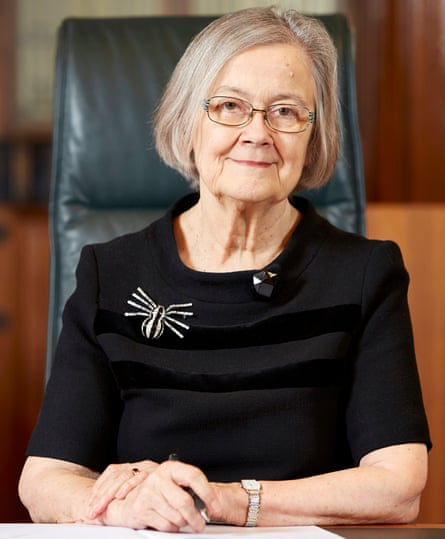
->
[97, 459, 221, 532]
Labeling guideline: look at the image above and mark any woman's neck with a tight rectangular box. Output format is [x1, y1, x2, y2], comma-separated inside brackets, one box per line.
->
[174, 193, 301, 272]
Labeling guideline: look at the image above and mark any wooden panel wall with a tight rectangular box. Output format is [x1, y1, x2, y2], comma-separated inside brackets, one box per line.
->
[0, 208, 21, 521]
[367, 204, 445, 523]
[346, 0, 445, 202]
[0, 207, 48, 522]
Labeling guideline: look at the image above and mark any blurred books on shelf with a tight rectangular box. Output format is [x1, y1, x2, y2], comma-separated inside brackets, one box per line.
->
[0, 144, 11, 200]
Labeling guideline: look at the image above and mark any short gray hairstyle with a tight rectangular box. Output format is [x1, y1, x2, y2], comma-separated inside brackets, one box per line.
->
[154, 7, 339, 192]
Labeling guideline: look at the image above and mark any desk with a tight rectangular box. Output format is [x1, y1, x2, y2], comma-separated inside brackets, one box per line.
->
[0, 524, 444, 538]
[329, 526, 445, 539]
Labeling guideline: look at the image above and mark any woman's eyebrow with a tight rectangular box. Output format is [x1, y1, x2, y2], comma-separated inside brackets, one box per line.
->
[211, 86, 309, 105]
[211, 85, 246, 96]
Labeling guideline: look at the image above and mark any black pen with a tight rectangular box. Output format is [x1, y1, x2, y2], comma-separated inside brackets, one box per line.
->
[168, 453, 210, 523]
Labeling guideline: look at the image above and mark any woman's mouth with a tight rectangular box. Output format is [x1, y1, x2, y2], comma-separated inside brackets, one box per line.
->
[231, 158, 273, 168]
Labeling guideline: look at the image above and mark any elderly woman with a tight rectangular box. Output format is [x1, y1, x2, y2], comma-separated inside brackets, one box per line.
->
[19, 7, 430, 532]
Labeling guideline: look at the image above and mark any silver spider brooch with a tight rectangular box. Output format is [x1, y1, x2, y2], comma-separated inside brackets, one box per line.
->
[124, 287, 193, 339]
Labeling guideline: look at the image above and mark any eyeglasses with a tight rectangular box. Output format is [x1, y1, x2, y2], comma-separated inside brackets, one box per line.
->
[202, 96, 315, 134]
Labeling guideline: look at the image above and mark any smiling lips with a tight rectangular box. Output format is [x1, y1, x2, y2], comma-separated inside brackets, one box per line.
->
[230, 158, 274, 168]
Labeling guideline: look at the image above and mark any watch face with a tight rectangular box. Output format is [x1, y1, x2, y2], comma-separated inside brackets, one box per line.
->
[242, 479, 260, 490]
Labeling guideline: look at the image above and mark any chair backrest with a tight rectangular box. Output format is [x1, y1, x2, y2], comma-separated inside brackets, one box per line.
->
[46, 14, 366, 378]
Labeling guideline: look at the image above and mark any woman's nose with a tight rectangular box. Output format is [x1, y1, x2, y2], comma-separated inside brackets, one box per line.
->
[239, 110, 273, 144]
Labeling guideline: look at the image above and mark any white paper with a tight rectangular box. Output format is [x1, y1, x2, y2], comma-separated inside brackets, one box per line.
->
[0, 523, 140, 538]
[138, 525, 342, 538]
[0, 523, 342, 539]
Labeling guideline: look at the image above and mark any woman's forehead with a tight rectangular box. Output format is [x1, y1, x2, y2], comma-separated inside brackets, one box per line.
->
[209, 43, 315, 107]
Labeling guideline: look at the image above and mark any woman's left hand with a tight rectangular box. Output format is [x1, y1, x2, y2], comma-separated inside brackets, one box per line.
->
[87, 460, 158, 519]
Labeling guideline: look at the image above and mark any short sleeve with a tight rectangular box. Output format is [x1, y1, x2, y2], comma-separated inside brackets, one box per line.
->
[346, 241, 431, 462]
[27, 245, 122, 472]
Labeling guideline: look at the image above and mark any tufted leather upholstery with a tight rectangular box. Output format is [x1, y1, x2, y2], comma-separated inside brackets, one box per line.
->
[46, 14, 366, 377]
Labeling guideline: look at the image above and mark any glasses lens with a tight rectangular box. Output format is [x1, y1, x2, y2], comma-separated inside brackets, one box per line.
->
[206, 97, 250, 126]
[266, 104, 311, 132]
[204, 97, 314, 132]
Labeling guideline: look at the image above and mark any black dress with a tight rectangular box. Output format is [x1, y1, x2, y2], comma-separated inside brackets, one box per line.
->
[27, 195, 431, 480]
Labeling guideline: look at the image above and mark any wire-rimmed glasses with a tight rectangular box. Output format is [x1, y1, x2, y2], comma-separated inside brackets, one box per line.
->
[202, 96, 315, 134]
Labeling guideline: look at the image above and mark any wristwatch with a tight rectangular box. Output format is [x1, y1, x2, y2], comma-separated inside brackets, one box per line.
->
[240, 479, 261, 527]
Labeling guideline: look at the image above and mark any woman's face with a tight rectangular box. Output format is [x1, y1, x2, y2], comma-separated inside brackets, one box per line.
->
[192, 43, 315, 205]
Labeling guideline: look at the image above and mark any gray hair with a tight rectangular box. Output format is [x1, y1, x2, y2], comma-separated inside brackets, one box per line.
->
[154, 7, 339, 192]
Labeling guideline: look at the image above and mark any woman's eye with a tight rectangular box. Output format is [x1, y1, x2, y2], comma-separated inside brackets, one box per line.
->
[222, 101, 241, 112]
[276, 106, 296, 118]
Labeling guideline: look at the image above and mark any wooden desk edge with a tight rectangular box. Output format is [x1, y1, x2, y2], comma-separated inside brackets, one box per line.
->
[327, 525, 445, 528]
[322, 522, 445, 530]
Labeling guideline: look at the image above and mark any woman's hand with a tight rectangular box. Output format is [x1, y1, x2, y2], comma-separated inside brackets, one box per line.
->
[87, 460, 157, 519]
[98, 459, 221, 532]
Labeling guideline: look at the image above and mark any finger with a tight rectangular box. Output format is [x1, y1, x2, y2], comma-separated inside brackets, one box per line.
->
[166, 461, 220, 518]
[168, 486, 207, 532]
[155, 469, 207, 532]
[131, 508, 183, 533]
[101, 494, 184, 533]
[90, 464, 123, 493]
[90, 464, 133, 499]
[119, 479, 188, 531]
[88, 465, 138, 517]
[189, 479, 222, 517]
[156, 490, 190, 530]
[115, 470, 148, 499]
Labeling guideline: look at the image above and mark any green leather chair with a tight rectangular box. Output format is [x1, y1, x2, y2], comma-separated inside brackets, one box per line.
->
[46, 14, 366, 378]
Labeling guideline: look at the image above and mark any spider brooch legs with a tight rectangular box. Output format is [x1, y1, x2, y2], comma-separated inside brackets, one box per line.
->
[124, 287, 193, 339]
